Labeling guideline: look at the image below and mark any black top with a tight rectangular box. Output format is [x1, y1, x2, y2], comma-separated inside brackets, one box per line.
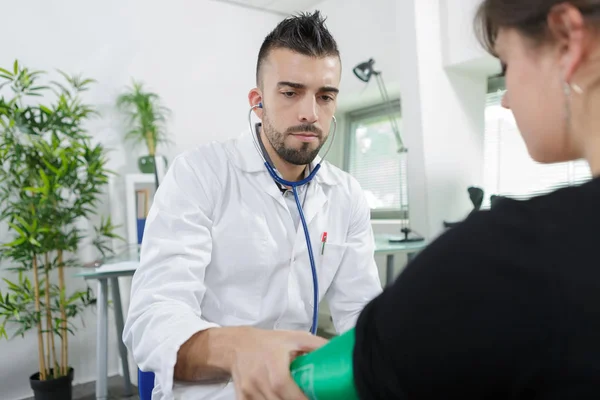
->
[353, 177, 600, 399]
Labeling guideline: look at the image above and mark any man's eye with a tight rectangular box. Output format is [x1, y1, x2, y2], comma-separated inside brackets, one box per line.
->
[283, 92, 296, 97]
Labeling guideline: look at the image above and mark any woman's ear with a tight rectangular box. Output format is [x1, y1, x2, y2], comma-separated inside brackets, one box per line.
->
[248, 88, 264, 119]
[548, 3, 586, 82]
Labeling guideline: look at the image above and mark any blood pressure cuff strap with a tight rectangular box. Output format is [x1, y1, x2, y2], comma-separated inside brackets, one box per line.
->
[290, 328, 359, 400]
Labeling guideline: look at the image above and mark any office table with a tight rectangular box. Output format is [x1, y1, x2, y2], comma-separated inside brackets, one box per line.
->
[374, 235, 428, 286]
[75, 249, 139, 400]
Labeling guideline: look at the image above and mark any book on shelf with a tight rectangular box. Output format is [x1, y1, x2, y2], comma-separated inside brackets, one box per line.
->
[136, 189, 150, 245]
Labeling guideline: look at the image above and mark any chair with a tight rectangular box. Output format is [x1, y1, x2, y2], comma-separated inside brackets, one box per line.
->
[138, 368, 155, 400]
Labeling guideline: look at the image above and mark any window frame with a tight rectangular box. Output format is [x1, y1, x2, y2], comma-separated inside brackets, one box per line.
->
[342, 99, 407, 220]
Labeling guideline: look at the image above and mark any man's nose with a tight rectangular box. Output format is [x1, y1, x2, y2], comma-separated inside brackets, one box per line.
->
[298, 96, 318, 123]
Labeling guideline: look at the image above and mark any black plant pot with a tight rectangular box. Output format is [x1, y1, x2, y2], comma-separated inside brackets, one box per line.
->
[29, 368, 74, 400]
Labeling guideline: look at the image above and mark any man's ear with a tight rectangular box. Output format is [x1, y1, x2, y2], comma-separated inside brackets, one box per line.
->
[248, 88, 263, 119]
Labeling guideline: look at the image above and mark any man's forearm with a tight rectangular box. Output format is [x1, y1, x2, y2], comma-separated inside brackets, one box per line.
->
[174, 327, 238, 382]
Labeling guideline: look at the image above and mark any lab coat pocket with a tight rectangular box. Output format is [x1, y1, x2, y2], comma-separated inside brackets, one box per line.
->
[318, 243, 347, 295]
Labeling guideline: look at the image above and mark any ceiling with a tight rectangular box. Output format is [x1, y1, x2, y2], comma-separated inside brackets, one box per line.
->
[212, 0, 324, 16]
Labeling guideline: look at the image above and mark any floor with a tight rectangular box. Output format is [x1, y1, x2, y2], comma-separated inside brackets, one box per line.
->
[23, 375, 139, 400]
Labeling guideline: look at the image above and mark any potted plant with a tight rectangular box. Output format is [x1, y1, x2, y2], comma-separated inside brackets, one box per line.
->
[0, 60, 120, 400]
[116, 80, 171, 173]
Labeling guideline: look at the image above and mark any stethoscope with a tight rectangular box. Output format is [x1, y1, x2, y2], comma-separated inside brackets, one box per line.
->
[248, 102, 337, 335]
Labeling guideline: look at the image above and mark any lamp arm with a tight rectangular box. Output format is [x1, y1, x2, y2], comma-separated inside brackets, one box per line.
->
[374, 72, 406, 153]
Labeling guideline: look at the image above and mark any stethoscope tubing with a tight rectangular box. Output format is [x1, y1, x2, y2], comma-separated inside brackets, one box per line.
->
[248, 103, 337, 335]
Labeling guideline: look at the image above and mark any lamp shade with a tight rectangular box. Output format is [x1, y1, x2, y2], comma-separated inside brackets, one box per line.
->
[353, 58, 376, 82]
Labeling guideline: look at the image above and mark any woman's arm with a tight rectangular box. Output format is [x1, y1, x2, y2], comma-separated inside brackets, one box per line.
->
[352, 203, 558, 399]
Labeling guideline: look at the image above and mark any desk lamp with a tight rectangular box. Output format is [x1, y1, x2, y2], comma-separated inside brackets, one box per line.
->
[353, 59, 405, 153]
[353, 58, 423, 243]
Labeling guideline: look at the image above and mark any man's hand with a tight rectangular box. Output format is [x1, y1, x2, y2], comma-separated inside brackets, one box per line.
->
[228, 327, 328, 400]
[175, 326, 327, 398]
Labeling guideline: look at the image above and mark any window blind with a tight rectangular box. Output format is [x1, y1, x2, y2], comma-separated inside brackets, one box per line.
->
[483, 88, 591, 207]
[345, 100, 407, 219]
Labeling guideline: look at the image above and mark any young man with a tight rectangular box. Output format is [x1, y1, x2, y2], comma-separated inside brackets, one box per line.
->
[123, 11, 382, 400]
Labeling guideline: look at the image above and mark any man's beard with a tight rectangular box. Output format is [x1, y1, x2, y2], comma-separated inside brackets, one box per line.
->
[261, 110, 326, 166]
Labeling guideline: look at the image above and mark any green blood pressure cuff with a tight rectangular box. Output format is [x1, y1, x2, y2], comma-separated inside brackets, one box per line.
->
[290, 328, 359, 400]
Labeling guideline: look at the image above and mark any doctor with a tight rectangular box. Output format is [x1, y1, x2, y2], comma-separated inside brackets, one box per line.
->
[123, 10, 382, 400]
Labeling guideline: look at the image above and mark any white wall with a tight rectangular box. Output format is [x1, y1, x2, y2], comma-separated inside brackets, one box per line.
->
[410, 0, 488, 238]
[441, 0, 486, 68]
[0, 1, 280, 399]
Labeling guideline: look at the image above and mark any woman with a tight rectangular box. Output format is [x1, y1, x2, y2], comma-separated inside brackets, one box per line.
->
[352, 0, 600, 398]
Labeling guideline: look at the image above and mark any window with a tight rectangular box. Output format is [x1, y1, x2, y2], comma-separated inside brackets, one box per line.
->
[483, 76, 591, 208]
[344, 100, 408, 219]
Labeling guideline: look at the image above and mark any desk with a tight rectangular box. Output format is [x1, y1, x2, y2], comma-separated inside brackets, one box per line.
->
[75, 249, 139, 400]
[374, 235, 428, 286]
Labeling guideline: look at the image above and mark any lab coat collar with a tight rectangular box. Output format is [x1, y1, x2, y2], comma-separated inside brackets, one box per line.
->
[231, 129, 339, 186]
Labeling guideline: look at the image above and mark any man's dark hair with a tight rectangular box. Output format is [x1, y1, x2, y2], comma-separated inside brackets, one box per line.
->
[256, 10, 340, 86]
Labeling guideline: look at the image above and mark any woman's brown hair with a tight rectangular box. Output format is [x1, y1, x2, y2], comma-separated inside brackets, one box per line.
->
[475, 0, 600, 56]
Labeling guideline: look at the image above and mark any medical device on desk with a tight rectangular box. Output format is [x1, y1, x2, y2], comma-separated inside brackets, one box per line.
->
[248, 102, 337, 335]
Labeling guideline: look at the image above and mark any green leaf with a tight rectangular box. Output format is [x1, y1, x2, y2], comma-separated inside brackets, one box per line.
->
[38, 168, 50, 192]
[41, 159, 59, 176]
[13, 60, 18, 75]
[39, 105, 52, 115]
[7, 222, 27, 238]
[2, 236, 26, 248]
[14, 216, 32, 233]
[22, 186, 44, 194]
[2, 278, 21, 292]
[0, 67, 12, 77]
[28, 86, 49, 92]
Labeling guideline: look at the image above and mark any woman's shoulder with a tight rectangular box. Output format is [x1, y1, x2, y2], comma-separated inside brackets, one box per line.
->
[427, 178, 600, 266]
[484, 177, 600, 231]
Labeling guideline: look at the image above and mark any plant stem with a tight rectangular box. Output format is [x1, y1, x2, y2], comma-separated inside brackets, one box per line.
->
[32, 255, 47, 380]
[44, 253, 59, 378]
[58, 250, 68, 376]
[146, 130, 156, 156]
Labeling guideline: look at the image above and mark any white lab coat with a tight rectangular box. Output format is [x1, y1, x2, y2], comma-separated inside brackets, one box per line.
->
[122, 131, 382, 400]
